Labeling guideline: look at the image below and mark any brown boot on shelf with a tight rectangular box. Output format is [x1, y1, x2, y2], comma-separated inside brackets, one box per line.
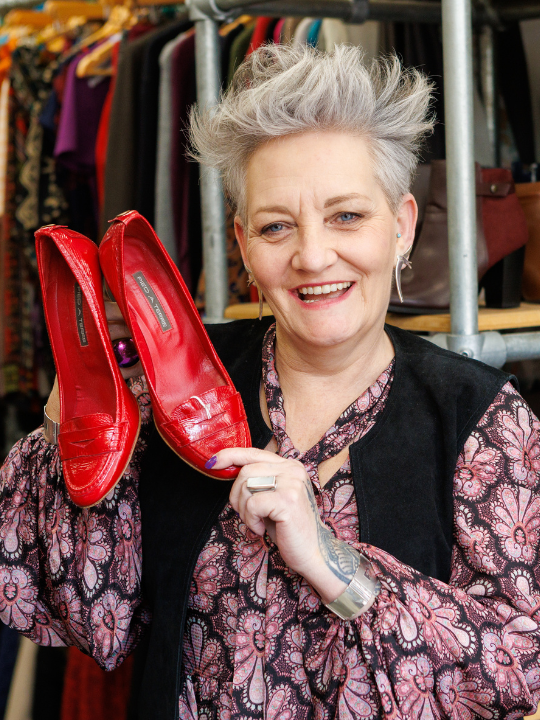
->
[516, 182, 540, 302]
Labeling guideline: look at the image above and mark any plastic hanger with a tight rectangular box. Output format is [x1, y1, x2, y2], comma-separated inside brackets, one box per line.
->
[76, 30, 122, 77]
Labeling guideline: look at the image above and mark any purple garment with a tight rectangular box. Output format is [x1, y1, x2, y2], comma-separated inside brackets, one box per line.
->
[54, 55, 110, 175]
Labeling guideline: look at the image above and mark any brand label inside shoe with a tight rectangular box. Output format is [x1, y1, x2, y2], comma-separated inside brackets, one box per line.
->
[132, 271, 172, 332]
[74, 283, 88, 347]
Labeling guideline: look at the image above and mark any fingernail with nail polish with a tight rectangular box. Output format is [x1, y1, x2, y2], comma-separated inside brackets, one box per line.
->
[205, 456, 217, 469]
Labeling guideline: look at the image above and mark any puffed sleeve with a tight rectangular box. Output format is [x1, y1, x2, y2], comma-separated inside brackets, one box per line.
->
[0, 376, 152, 670]
[353, 381, 540, 718]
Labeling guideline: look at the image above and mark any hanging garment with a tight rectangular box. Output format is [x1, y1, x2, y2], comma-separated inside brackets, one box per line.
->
[0, 77, 10, 218]
[307, 19, 322, 47]
[273, 18, 285, 43]
[520, 18, 540, 164]
[390, 22, 445, 161]
[227, 21, 255, 83]
[3, 45, 68, 396]
[170, 31, 200, 293]
[317, 19, 348, 51]
[95, 41, 120, 217]
[220, 19, 246, 85]
[246, 17, 273, 54]
[281, 17, 301, 43]
[102, 24, 165, 234]
[155, 31, 189, 264]
[32, 647, 67, 720]
[0, 625, 19, 719]
[347, 21, 381, 61]
[60, 647, 134, 720]
[136, 18, 191, 227]
[4, 636, 38, 720]
[498, 21, 536, 164]
[292, 17, 314, 47]
[54, 54, 111, 239]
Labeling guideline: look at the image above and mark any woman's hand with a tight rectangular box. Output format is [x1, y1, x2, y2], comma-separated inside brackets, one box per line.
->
[45, 302, 144, 424]
[215, 447, 360, 604]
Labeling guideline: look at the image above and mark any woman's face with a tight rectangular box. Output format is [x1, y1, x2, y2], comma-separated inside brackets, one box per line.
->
[235, 130, 417, 351]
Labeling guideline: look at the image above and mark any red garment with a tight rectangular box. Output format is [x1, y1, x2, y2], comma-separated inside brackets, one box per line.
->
[246, 17, 274, 54]
[95, 43, 120, 217]
[273, 18, 285, 43]
[61, 647, 133, 720]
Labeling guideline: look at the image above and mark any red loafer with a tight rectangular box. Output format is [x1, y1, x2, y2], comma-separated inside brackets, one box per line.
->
[98, 211, 250, 480]
[35, 225, 141, 507]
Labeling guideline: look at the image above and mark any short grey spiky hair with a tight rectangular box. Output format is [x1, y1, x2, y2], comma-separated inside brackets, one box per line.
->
[190, 43, 435, 219]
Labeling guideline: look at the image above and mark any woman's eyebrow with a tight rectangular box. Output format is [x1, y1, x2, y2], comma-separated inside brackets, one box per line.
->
[324, 193, 369, 208]
[253, 205, 291, 216]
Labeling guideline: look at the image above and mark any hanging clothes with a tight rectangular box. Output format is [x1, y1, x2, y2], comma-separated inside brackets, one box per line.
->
[136, 18, 191, 227]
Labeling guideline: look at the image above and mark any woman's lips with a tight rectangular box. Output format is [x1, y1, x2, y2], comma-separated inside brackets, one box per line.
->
[293, 282, 354, 304]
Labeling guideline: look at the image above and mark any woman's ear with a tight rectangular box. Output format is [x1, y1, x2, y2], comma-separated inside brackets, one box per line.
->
[234, 216, 249, 267]
[396, 193, 418, 256]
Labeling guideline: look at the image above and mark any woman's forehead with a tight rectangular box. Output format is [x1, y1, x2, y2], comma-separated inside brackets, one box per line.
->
[245, 131, 381, 213]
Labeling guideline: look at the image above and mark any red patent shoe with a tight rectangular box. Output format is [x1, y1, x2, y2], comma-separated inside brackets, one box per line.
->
[98, 211, 251, 480]
[35, 225, 141, 507]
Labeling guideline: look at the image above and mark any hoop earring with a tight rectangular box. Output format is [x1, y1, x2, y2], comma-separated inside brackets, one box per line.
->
[395, 244, 413, 303]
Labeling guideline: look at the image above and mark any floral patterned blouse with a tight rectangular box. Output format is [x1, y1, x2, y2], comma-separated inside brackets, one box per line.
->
[1, 325, 540, 720]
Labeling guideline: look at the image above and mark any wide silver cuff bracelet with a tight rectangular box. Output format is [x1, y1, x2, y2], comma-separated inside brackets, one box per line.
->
[43, 406, 59, 445]
[324, 554, 381, 621]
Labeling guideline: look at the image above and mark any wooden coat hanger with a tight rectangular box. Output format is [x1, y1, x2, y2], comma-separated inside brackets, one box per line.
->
[43, 1, 107, 22]
[4, 9, 56, 28]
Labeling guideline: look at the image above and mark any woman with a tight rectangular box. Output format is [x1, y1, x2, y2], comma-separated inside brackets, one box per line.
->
[1, 43, 540, 719]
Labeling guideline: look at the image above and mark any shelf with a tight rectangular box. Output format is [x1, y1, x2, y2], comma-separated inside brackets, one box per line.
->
[224, 302, 540, 332]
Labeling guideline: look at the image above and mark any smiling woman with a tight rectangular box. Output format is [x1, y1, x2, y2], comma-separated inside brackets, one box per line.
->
[2, 43, 540, 720]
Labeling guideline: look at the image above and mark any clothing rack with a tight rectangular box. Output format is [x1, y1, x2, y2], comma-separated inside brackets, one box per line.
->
[187, 0, 540, 369]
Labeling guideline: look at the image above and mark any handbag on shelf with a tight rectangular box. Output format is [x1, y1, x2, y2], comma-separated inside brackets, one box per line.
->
[389, 160, 529, 313]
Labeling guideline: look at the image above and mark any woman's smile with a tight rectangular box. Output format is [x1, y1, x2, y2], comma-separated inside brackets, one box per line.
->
[291, 281, 354, 305]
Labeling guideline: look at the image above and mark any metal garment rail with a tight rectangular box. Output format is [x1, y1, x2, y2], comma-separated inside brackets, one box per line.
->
[187, 0, 540, 369]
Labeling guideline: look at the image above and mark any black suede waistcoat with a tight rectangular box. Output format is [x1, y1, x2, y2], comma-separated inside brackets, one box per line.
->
[136, 319, 514, 720]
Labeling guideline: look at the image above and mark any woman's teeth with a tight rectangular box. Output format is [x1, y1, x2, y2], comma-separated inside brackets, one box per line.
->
[297, 282, 352, 303]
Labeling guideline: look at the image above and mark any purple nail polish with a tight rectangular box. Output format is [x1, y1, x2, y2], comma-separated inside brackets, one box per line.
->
[205, 456, 217, 469]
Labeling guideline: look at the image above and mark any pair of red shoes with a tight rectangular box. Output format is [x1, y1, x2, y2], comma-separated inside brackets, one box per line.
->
[36, 211, 250, 507]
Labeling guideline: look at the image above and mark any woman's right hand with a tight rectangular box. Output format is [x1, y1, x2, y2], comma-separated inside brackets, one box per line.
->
[44, 302, 144, 424]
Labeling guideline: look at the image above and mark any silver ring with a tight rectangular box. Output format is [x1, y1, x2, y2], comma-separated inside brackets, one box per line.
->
[246, 476, 277, 494]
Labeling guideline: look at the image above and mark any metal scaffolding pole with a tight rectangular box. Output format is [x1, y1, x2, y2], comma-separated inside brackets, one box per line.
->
[192, 13, 229, 323]
[441, 0, 480, 357]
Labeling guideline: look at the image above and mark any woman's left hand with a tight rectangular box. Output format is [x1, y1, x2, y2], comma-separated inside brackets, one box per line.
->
[213, 447, 358, 604]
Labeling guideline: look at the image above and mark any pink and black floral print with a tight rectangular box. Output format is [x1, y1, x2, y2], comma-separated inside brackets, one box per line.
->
[0, 376, 152, 668]
[0, 327, 540, 719]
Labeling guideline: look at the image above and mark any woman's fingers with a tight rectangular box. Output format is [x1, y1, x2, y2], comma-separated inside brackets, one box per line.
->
[229, 461, 281, 510]
[211, 446, 288, 470]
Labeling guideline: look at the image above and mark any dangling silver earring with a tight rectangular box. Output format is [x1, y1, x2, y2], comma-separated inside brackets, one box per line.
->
[395, 243, 413, 303]
[245, 267, 264, 321]
[257, 285, 264, 321]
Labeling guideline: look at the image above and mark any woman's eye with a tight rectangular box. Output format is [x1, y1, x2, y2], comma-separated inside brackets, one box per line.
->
[262, 223, 286, 235]
[337, 212, 359, 223]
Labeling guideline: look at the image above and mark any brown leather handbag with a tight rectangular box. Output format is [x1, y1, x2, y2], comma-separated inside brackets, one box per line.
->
[389, 161, 529, 313]
[516, 182, 540, 302]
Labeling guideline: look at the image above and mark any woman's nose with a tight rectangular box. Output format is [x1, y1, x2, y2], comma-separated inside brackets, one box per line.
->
[291, 224, 338, 274]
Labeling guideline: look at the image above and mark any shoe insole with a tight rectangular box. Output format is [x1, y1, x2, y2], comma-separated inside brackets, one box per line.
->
[45, 243, 117, 422]
[121, 230, 226, 416]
